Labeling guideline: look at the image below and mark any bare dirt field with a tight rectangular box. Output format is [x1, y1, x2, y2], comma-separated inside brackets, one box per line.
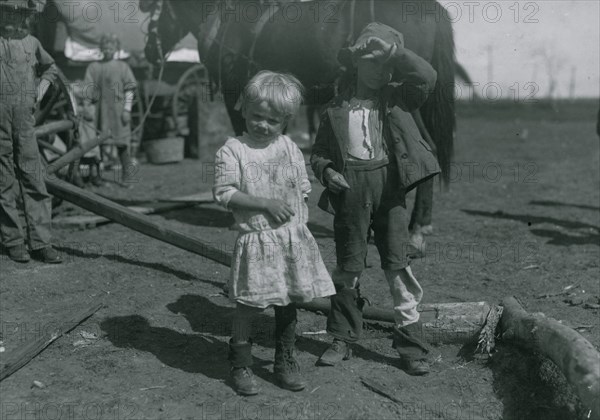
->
[1, 100, 599, 420]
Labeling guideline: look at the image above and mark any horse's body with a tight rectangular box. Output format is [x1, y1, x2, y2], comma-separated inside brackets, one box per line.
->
[141, 0, 455, 243]
[141, 0, 455, 184]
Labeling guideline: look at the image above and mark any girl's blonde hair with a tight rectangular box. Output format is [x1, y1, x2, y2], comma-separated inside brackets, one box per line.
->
[242, 71, 304, 119]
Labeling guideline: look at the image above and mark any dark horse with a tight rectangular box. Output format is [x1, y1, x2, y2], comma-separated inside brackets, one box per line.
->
[140, 0, 456, 238]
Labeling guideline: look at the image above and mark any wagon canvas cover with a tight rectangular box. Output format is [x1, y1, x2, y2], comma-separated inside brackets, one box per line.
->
[44, 0, 198, 62]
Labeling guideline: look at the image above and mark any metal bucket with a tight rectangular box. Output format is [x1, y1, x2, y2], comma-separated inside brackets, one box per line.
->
[144, 137, 184, 164]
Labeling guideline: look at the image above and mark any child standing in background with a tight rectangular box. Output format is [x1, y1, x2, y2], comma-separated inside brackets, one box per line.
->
[213, 71, 335, 395]
[83, 33, 136, 186]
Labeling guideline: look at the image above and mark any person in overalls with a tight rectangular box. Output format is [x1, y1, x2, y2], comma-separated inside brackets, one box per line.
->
[0, 5, 62, 263]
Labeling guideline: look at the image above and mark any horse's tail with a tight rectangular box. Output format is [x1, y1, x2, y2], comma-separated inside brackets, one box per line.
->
[420, 5, 455, 187]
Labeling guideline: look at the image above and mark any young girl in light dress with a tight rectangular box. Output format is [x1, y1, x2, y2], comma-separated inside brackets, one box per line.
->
[213, 71, 335, 395]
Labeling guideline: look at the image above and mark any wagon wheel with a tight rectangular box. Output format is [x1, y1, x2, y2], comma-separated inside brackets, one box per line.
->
[35, 68, 79, 207]
[171, 64, 211, 158]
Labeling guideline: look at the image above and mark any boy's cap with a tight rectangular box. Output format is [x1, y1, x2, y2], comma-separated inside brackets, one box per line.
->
[338, 22, 404, 68]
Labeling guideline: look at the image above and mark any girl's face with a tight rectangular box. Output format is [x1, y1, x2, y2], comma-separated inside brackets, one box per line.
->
[101, 40, 118, 61]
[243, 100, 287, 144]
[356, 58, 393, 91]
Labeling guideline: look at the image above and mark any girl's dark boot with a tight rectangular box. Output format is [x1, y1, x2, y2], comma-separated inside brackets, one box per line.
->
[228, 339, 259, 395]
[274, 304, 306, 391]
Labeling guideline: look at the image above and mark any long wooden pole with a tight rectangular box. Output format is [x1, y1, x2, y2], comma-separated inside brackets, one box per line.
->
[500, 296, 600, 420]
[0, 303, 102, 382]
[46, 178, 232, 267]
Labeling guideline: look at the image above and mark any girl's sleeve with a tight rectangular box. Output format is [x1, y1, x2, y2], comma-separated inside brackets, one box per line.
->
[293, 143, 312, 199]
[122, 63, 137, 91]
[213, 144, 241, 209]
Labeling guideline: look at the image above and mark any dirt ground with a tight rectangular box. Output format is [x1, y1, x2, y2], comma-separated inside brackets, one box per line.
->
[1, 100, 599, 420]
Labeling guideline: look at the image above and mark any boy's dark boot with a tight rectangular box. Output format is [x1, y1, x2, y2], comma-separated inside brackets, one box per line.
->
[392, 323, 431, 376]
[317, 286, 367, 366]
[7, 244, 30, 263]
[228, 339, 259, 396]
[31, 246, 62, 264]
[274, 304, 306, 391]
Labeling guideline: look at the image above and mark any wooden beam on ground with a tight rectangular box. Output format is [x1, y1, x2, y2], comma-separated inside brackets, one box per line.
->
[500, 296, 600, 420]
[297, 299, 491, 344]
[156, 191, 214, 204]
[0, 303, 102, 382]
[46, 178, 231, 267]
[46, 133, 111, 175]
[52, 202, 193, 229]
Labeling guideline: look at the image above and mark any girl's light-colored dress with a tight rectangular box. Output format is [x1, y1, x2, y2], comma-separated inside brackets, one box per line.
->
[83, 60, 136, 147]
[213, 134, 335, 308]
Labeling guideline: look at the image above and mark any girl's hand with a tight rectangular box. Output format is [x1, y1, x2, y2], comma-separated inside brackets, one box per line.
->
[263, 199, 295, 224]
[121, 110, 131, 125]
[324, 168, 350, 194]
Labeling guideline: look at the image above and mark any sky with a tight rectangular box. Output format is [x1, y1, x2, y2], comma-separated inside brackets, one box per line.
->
[439, 0, 600, 99]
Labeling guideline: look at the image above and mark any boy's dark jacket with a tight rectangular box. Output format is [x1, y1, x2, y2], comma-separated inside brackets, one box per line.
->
[310, 46, 441, 214]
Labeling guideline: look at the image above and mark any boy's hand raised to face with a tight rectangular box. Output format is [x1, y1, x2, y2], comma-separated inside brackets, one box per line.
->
[324, 168, 350, 194]
[354, 37, 398, 62]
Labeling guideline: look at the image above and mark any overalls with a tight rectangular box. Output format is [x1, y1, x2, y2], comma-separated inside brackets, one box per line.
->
[0, 35, 53, 250]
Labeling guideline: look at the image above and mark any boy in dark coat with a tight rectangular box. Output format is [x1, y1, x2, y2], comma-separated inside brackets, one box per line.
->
[311, 22, 439, 375]
[0, 5, 62, 263]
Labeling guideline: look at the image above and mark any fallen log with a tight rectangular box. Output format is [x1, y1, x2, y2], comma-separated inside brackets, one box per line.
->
[297, 298, 491, 344]
[0, 303, 102, 382]
[500, 296, 600, 420]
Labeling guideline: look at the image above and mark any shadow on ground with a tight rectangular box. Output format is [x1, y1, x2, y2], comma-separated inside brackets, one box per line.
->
[462, 209, 600, 246]
[55, 245, 224, 289]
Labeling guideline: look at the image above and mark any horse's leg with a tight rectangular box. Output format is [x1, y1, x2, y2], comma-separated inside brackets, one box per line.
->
[409, 179, 434, 233]
[220, 54, 247, 137]
[409, 110, 436, 236]
[306, 104, 318, 147]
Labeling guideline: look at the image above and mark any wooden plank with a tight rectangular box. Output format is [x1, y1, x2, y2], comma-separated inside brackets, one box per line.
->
[46, 178, 231, 267]
[157, 191, 214, 203]
[500, 296, 600, 420]
[0, 303, 103, 382]
[52, 202, 192, 228]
